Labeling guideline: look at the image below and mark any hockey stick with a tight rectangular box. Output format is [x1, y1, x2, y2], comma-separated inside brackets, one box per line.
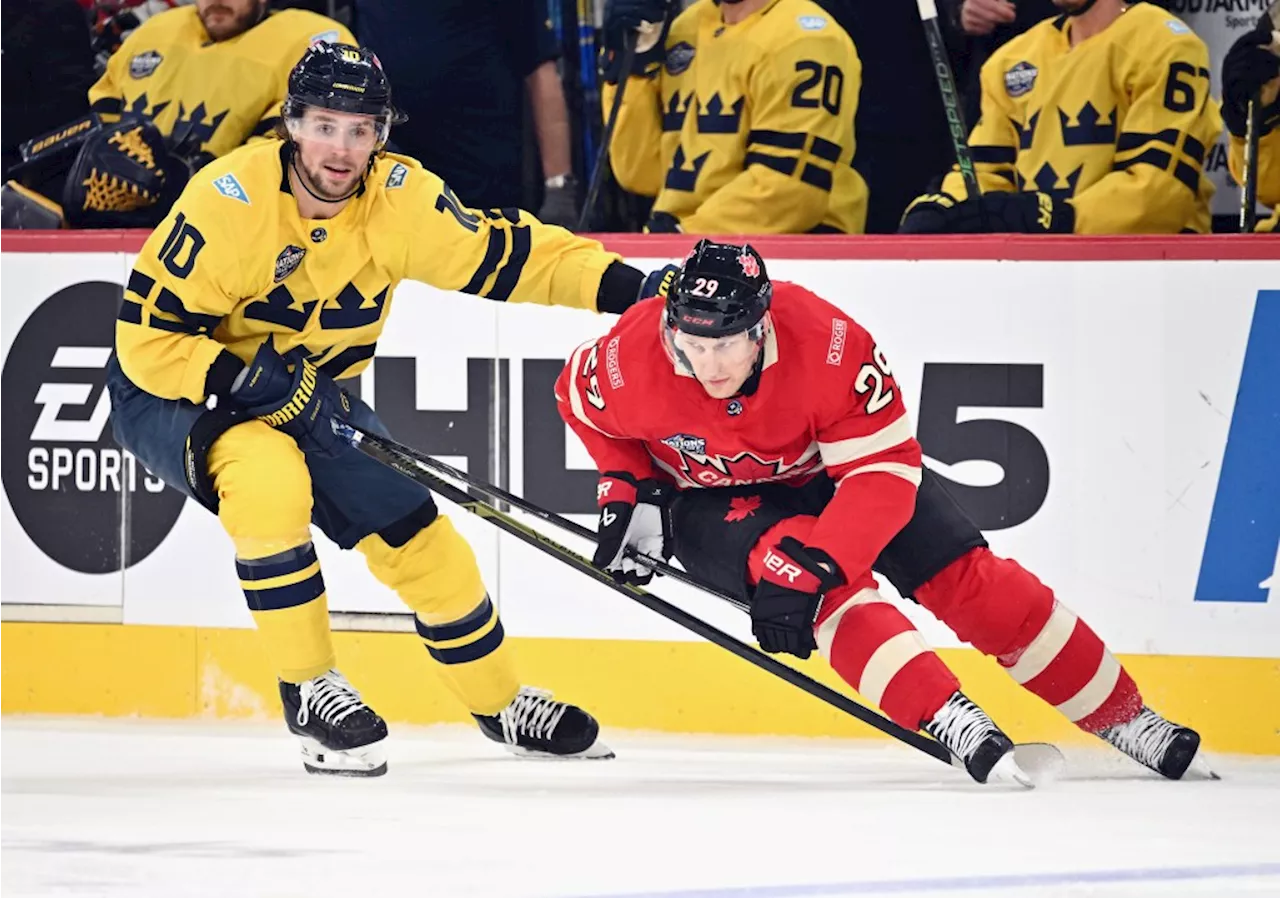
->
[577, 31, 638, 232]
[1240, 2, 1280, 233]
[347, 422, 750, 612]
[335, 422, 1065, 782]
[916, 0, 980, 198]
[332, 420, 954, 765]
[1242, 97, 1261, 233]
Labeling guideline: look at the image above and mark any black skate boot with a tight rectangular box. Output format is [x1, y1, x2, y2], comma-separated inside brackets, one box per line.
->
[279, 670, 388, 776]
[475, 686, 614, 759]
[925, 692, 1031, 787]
[1099, 706, 1214, 780]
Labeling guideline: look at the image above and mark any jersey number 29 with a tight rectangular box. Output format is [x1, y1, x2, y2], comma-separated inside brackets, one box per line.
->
[854, 346, 895, 414]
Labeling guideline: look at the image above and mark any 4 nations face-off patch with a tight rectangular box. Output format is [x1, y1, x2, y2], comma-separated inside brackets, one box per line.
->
[274, 245, 306, 283]
[666, 42, 695, 76]
[1005, 61, 1038, 98]
[129, 50, 163, 79]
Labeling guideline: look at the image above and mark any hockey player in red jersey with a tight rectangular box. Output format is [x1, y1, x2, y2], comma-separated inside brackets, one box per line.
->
[555, 239, 1208, 782]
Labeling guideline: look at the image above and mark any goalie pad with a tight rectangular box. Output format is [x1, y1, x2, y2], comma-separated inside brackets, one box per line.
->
[1, 182, 66, 230]
[62, 118, 188, 229]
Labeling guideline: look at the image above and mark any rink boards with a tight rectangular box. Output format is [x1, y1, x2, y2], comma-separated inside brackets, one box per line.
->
[2, 234, 1277, 753]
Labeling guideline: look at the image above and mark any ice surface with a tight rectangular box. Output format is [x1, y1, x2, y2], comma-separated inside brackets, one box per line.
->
[3, 717, 1278, 898]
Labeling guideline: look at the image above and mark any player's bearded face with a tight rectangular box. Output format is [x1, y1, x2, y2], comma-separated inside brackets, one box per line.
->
[291, 110, 380, 200]
[670, 329, 761, 399]
[197, 0, 265, 41]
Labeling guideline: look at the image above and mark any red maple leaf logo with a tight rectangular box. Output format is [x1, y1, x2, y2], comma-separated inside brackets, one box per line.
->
[725, 495, 762, 522]
[738, 251, 760, 279]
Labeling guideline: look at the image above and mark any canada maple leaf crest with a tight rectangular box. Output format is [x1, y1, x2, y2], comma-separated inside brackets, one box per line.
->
[738, 251, 760, 279]
[673, 446, 822, 487]
[725, 495, 762, 522]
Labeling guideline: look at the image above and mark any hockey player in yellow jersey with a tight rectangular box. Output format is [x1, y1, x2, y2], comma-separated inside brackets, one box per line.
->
[900, 0, 1222, 235]
[1223, 12, 1280, 232]
[107, 43, 653, 775]
[602, 0, 867, 234]
[90, 0, 353, 160]
[2, 0, 352, 229]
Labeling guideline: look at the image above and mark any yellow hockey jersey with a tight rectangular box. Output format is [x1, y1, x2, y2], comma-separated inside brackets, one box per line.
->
[116, 140, 621, 404]
[938, 5, 1222, 234]
[605, 0, 867, 234]
[89, 7, 354, 159]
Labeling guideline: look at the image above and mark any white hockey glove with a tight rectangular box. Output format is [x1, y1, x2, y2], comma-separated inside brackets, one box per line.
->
[591, 472, 672, 586]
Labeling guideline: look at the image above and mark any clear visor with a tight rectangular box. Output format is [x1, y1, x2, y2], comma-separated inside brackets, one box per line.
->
[661, 321, 761, 376]
[285, 106, 388, 150]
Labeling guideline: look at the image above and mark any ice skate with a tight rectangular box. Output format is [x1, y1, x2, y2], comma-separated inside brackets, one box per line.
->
[925, 692, 1033, 787]
[475, 686, 614, 759]
[279, 670, 388, 777]
[1100, 706, 1216, 780]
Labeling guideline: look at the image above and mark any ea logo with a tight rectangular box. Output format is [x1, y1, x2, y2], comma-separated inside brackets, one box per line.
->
[0, 282, 186, 573]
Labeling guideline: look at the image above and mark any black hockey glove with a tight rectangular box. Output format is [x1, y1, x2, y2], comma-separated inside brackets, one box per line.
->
[644, 210, 683, 233]
[901, 190, 1074, 234]
[751, 537, 843, 659]
[592, 472, 672, 585]
[602, 0, 673, 83]
[639, 263, 680, 301]
[898, 192, 960, 234]
[1222, 26, 1280, 137]
[233, 338, 352, 459]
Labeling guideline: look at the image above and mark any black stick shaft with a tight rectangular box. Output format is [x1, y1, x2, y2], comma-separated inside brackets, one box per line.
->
[917, 0, 979, 197]
[359, 428, 750, 612]
[1241, 95, 1260, 233]
[577, 33, 637, 232]
[338, 422, 952, 765]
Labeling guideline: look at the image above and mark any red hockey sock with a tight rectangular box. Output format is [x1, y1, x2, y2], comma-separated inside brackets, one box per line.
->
[747, 516, 959, 730]
[914, 548, 1143, 733]
[813, 585, 960, 730]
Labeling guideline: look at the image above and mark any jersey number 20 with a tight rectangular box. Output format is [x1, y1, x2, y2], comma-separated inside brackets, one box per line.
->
[792, 62, 844, 115]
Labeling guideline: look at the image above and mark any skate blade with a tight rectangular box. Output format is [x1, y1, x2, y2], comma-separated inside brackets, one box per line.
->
[298, 735, 388, 777]
[1012, 742, 1066, 785]
[950, 742, 1063, 788]
[987, 752, 1034, 789]
[502, 739, 616, 761]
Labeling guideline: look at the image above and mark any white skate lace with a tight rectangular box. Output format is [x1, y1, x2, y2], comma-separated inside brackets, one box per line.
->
[296, 671, 367, 728]
[1104, 708, 1178, 768]
[928, 695, 994, 762]
[499, 687, 568, 745]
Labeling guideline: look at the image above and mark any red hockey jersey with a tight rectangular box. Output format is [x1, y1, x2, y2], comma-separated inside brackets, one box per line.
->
[554, 283, 923, 581]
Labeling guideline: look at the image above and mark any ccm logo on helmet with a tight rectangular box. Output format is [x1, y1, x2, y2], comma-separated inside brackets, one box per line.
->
[763, 549, 804, 583]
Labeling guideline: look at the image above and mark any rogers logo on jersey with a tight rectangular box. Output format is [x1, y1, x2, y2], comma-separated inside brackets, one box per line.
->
[827, 318, 847, 366]
[605, 336, 625, 388]
[0, 282, 186, 573]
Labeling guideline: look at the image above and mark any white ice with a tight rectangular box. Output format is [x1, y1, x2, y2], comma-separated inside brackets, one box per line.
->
[3, 717, 1279, 898]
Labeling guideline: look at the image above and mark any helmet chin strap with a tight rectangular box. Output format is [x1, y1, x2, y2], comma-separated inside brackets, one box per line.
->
[289, 148, 372, 205]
